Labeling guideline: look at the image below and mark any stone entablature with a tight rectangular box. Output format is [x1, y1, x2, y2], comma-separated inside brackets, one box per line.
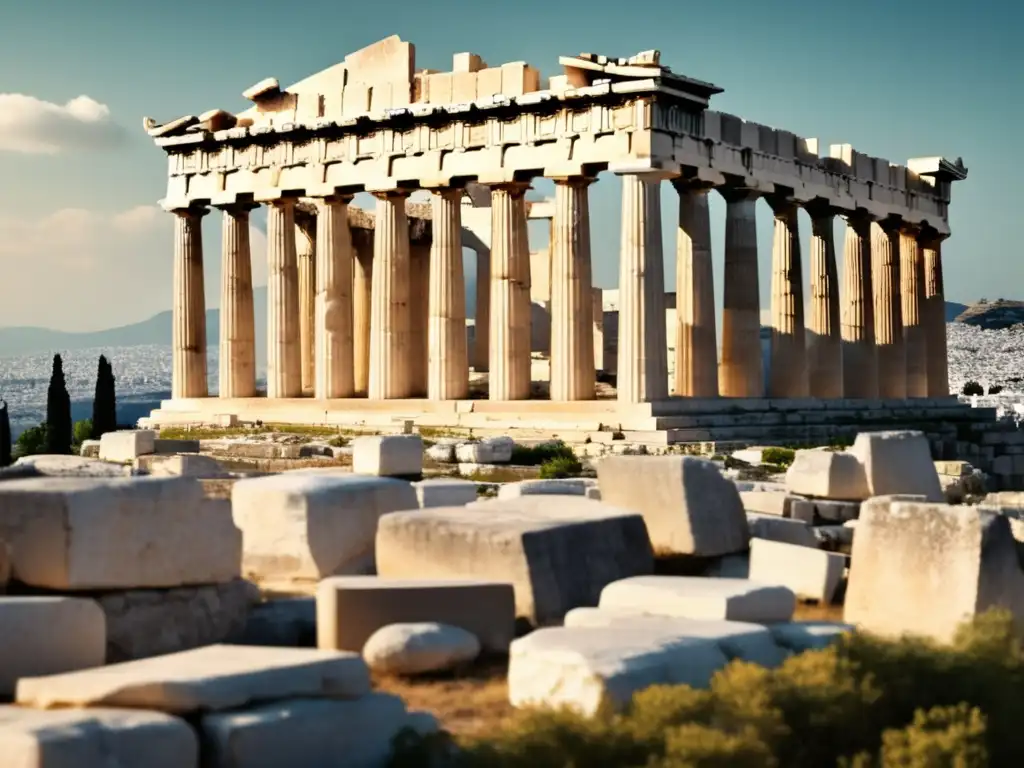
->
[148, 37, 965, 234]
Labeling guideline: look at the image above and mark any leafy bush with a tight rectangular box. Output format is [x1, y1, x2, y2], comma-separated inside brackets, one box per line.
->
[988, 385, 1004, 395]
[538, 454, 583, 479]
[72, 419, 93, 452]
[761, 447, 796, 468]
[510, 441, 576, 466]
[15, 423, 47, 458]
[388, 610, 1024, 768]
[962, 381, 984, 396]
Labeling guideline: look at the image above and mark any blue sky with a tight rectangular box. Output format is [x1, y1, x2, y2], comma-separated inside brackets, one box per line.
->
[0, 0, 1018, 331]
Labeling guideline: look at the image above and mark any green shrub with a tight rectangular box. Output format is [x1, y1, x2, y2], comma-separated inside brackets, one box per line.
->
[72, 419, 93, 452]
[760, 447, 796, 468]
[328, 435, 349, 448]
[510, 441, 575, 466]
[538, 454, 583, 479]
[388, 610, 1024, 768]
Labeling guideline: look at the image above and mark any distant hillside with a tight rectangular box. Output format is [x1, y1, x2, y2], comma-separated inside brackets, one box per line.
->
[954, 300, 1024, 330]
[945, 301, 969, 322]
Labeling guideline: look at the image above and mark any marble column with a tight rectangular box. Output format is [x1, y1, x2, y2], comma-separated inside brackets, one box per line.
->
[617, 172, 668, 403]
[719, 189, 763, 398]
[428, 188, 469, 400]
[807, 210, 842, 398]
[901, 225, 928, 398]
[473, 248, 491, 372]
[352, 234, 373, 395]
[368, 191, 412, 400]
[409, 243, 431, 396]
[841, 214, 877, 398]
[550, 177, 596, 401]
[767, 198, 807, 398]
[171, 206, 208, 399]
[295, 206, 317, 395]
[266, 198, 301, 399]
[217, 203, 256, 399]
[314, 195, 355, 399]
[489, 182, 532, 401]
[873, 219, 905, 399]
[673, 182, 717, 398]
[923, 234, 949, 397]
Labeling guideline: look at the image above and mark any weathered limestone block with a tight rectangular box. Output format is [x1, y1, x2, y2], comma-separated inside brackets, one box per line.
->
[425, 441, 458, 463]
[749, 538, 845, 603]
[413, 478, 478, 507]
[232, 474, 418, 586]
[455, 436, 514, 464]
[766, 621, 854, 652]
[79, 439, 100, 457]
[363, 622, 481, 675]
[746, 513, 818, 548]
[12, 454, 132, 478]
[563, 607, 788, 668]
[739, 490, 797, 517]
[848, 431, 943, 502]
[0, 477, 241, 590]
[375, 498, 654, 625]
[98, 578, 260, 662]
[845, 500, 1024, 641]
[508, 626, 728, 716]
[99, 430, 156, 462]
[597, 456, 749, 556]
[200, 693, 422, 768]
[139, 454, 227, 478]
[0, 597, 106, 696]
[599, 576, 796, 623]
[16, 644, 371, 713]
[0, 707, 198, 768]
[317, 575, 515, 654]
[789, 498, 862, 523]
[785, 450, 869, 500]
[153, 438, 200, 454]
[352, 435, 423, 477]
[497, 478, 596, 499]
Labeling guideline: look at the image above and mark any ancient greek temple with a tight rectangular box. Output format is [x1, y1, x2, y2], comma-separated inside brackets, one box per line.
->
[144, 36, 968, 436]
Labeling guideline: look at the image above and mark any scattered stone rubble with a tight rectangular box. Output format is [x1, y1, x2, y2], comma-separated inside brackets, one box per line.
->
[5, 425, 1024, 764]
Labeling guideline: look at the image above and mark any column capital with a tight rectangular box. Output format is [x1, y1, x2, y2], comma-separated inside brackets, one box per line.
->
[717, 185, 761, 204]
[550, 175, 597, 188]
[427, 186, 466, 200]
[670, 178, 714, 195]
[899, 221, 923, 237]
[765, 194, 801, 217]
[488, 181, 532, 198]
[370, 189, 412, 202]
[803, 200, 837, 221]
[874, 215, 903, 235]
[264, 196, 298, 209]
[918, 225, 949, 249]
[166, 204, 209, 219]
[214, 200, 259, 215]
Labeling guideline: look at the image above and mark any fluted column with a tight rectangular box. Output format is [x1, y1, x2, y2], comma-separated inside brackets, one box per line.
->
[673, 182, 717, 398]
[489, 182, 532, 401]
[171, 207, 209, 399]
[314, 195, 355, 399]
[473, 248, 490, 371]
[841, 214, 877, 398]
[352, 234, 373, 395]
[719, 188, 763, 397]
[901, 225, 928, 397]
[767, 198, 807, 398]
[873, 218, 905, 399]
[550, 177, 596, 401]
[266, 198, 301, 398]
[217, 203, 256, 399]
[428, 188, 469, 400]
[295, 206, 317, 395]
[807, 209, 841, 398]
[368, 190, 412, 399]
[617, 172, 668, 403]
[409, 243, 431, 396]
[923, 234, 949, 397]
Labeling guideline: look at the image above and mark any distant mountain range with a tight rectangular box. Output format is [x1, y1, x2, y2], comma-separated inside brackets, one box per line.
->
[0, 294, 978, 360]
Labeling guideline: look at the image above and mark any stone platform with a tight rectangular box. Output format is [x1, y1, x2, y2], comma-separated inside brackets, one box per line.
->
[144, 396, 993, 452]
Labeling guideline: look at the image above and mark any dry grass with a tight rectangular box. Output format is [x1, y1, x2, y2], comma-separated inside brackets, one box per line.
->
[374, 658, 513, 737]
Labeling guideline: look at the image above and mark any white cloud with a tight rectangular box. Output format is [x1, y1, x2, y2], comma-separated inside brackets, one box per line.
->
[0, 94, 126, 154]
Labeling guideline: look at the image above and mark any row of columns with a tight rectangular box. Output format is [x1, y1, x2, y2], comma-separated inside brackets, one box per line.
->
[170, 172, 949, 405]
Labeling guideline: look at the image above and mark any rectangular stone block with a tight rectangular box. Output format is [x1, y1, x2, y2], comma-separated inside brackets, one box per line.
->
[0, 477, 241, 590]
[500, 62, 540, 96]
[451, 71, 477, 102]
[597, 456, 749, 556]
[599, 575, 796, 623]
[845, 500, 1024, 641]
[16, 644, 371, 714]
[152, 438, 200, 454]
[375, 497, 654, 626]
[476, 67, 504, 98]
[785, 450, 869, 500]
[352, 435, 423, 477]
[746, 513, 817, 548]
[0, 707, 198, 768]
[849, 431, 943, 501]
[749, 538, 845, 603]
[508, 626, 728, 716]
[316, 575, 515, 653]
[201, 693, 415, 768]
[739, 490, 795, 517]
[0, 597, 106, 696]
[497, 478, 596, 500]
[99, 430, 156, 462]
[232, 474, 418, 586]
[413, 478, 478, 508]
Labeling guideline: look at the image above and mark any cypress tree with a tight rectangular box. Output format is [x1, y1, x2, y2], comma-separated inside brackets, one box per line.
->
[91, 355, 117, 439]
[0, 400, 11, 467]
[45, 354, 72, 454]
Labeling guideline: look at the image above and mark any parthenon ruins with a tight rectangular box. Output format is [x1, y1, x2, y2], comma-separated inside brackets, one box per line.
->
[143, 35, 968, 438]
